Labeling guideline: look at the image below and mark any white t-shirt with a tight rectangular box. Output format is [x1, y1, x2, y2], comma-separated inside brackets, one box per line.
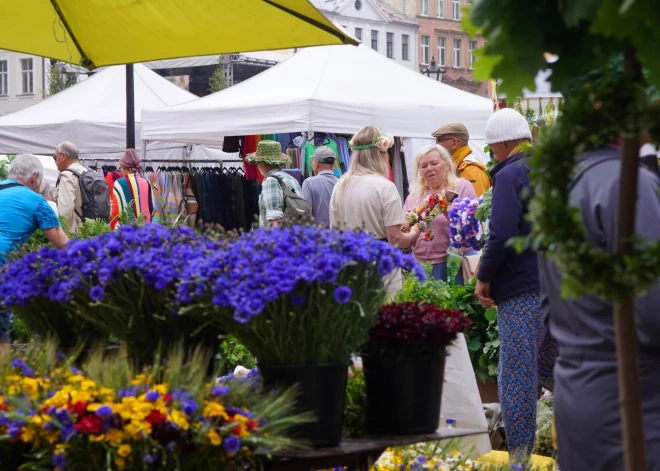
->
[329, 173, 405, 297]
[329, 173, 404, 239]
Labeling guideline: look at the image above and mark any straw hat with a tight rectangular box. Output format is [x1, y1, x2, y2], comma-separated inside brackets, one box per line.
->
[245, 140, 290, 166]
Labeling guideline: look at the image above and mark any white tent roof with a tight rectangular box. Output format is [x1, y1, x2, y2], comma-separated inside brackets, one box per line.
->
[0, 64, 197, 158]
[141, 44, 493, 144]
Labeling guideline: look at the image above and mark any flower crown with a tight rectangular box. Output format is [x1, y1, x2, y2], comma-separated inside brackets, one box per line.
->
[350, 131, 395, 151]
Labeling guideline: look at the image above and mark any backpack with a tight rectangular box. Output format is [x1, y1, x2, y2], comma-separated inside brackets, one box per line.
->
[61, 167, 111, 222]
[269, 174, 312, 221]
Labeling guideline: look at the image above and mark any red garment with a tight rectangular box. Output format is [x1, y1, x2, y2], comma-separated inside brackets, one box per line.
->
[105, 172, 114, 194]
[242, 135, 260, 181]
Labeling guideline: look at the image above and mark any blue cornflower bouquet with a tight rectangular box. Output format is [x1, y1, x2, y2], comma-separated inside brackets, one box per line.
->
[0, 224, 224, 361]
[178, 225, 424, 365]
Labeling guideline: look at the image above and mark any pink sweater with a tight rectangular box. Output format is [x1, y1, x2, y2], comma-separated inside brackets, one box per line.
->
[403, 179, 477, 264]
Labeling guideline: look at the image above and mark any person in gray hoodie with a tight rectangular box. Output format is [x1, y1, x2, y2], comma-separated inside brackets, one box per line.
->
[539, 144, 660, 470]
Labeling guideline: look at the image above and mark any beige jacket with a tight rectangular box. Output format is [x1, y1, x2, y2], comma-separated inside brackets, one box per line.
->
[56, 162, 86, 233]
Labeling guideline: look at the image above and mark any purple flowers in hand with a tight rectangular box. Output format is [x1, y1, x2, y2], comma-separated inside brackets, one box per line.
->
[223, 435, 241, 454]
[448, 197, 484, 251]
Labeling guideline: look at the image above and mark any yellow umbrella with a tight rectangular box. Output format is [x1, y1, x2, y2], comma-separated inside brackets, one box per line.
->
[1, 0, 356, 69]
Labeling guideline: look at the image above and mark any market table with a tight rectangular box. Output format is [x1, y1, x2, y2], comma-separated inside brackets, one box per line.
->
[267, 428, 487, 471]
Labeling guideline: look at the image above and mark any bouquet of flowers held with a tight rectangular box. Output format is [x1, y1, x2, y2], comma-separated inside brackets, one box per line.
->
[448, 197, 486, 251]
[404, 193, 448, 242]
[0, 342, 306, 471]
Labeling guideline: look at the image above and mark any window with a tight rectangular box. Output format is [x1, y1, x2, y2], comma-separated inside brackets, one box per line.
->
[355, 27, 362, 40]
[436, 0, 445, 17]
[402, 34, 409, 61]
[386, 33, 394, 58]
[437, 37, 446, 66]
[371, 30, 378, 51]
[0, 61, 7, 96]
[452, 0, 460, 20]
[453, 39, 462, 68]
[421, 0, 429, 16]
[421, 36, 430, 65]
[469, 40, 477, 68]
[20, 58, 34, 95]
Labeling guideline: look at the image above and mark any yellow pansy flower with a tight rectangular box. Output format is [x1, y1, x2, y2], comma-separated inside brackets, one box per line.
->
[115, 457, 126, 469]
[117, 444, 132, 458]
[207, 429, 222, 446]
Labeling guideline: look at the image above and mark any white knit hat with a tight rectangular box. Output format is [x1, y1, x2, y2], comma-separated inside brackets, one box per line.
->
[485, 108, 533, 145]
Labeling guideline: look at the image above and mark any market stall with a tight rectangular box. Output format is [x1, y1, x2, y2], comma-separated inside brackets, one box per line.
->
[0, 64, 214, 161]
[140, 43, 494, 177]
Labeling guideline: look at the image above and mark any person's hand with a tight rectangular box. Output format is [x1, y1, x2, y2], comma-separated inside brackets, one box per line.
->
[401, 222, 411, 233]
[409, 223, 422, 240]
[475, 280, 496, 307]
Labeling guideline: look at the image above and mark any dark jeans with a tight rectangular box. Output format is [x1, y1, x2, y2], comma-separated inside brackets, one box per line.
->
[431, 262, 465, 285]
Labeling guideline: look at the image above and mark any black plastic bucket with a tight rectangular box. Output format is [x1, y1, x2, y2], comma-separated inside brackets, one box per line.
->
[259, 362, 349, 447]
[364, 353, 446, 435]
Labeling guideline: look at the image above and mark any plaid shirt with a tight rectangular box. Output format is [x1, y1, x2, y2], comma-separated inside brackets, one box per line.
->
[258, 169, 303, 227]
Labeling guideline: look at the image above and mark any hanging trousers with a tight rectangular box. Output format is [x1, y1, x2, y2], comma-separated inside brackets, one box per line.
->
[497, 289, 557, 456]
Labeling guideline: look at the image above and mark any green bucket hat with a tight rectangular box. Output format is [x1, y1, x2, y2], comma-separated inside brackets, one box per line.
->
[245, 140, 290, 166]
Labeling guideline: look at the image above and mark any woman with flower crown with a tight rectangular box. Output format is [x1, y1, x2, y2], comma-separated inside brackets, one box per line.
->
[403, 144, 476, 283]
[329, 126, 421, 296]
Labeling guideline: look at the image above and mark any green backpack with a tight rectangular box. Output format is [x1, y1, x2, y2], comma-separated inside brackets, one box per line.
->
[269, 174, 312, 221]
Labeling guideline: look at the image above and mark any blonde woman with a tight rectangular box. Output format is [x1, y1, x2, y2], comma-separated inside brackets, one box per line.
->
[403, 144, 476, 282]
[330, 126, 421, 296]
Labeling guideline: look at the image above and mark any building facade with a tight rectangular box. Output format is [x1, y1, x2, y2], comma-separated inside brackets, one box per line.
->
[381, 0, 491, 97]
[311, 0, 419, 71]
[0, 50, 47, 115]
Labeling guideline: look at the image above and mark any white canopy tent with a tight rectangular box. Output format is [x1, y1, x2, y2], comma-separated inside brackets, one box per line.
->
[0, 64, 208, 161]
[141, 44, 494, 169]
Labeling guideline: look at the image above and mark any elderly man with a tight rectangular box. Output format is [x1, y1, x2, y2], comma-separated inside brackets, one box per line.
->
[475, 109, 556, 458]
[432, 122, 491, 196]
[0, 154, 69, 347]
[55, 141, 86, 233]
[302, 146, 339, 227]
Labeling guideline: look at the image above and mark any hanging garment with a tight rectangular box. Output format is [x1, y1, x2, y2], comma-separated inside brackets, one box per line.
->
[303, 139, 342, 178]
[112, 173, 154, 225]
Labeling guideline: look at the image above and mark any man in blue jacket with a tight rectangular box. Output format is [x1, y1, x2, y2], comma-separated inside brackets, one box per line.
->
[475, 109, 557, 458]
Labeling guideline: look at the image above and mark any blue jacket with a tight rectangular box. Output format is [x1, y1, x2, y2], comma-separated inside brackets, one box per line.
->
[477, 151, 538, 304]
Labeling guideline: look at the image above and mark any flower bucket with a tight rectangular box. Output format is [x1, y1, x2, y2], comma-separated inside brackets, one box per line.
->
[259, 362, 349, 447]
[364, 352, 446, 435]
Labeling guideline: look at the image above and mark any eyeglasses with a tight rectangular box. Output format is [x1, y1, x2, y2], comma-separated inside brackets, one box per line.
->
[436, 137, 455, 143]
[53, 153, 60, 161]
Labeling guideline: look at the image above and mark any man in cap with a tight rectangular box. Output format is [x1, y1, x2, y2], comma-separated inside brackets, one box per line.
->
[302, 146, 339, 227]
[432, 123, 491, 196]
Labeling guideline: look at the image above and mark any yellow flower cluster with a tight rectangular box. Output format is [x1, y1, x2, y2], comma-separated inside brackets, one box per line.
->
[372, 445, 474, 471]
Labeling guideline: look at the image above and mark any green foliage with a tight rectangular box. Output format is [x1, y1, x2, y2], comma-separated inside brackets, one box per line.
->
[209, 61, 227, 93]
[48, 64, 78, 96]
[466, 0, 660, 99]
[219, 335, 256, 374]
[534, 397, 555, 457]
[527, 69, 660, 299]
[8, 314, 31, 343]
[395, 269, 499, 383]
[342, 365, 367, 438]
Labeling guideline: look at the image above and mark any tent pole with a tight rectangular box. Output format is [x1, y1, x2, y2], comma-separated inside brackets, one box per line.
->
[126, 64, 135, 149]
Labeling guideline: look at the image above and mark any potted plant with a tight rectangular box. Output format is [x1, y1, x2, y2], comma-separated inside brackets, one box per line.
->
[362, 302, 470, 435]
[179, 225, 423, 446]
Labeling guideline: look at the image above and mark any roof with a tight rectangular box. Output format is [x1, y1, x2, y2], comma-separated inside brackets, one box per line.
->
[310, 0, 417, 25]
[141, 44, 492, 142]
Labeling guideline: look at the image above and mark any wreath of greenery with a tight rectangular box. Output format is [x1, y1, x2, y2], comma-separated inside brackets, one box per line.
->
[527, 69, 660, 300]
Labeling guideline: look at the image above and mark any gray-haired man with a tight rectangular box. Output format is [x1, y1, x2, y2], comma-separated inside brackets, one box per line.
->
[54, 141, 86, 233]
[302, 146, 339, 227]
[0, 154, 69, 348]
